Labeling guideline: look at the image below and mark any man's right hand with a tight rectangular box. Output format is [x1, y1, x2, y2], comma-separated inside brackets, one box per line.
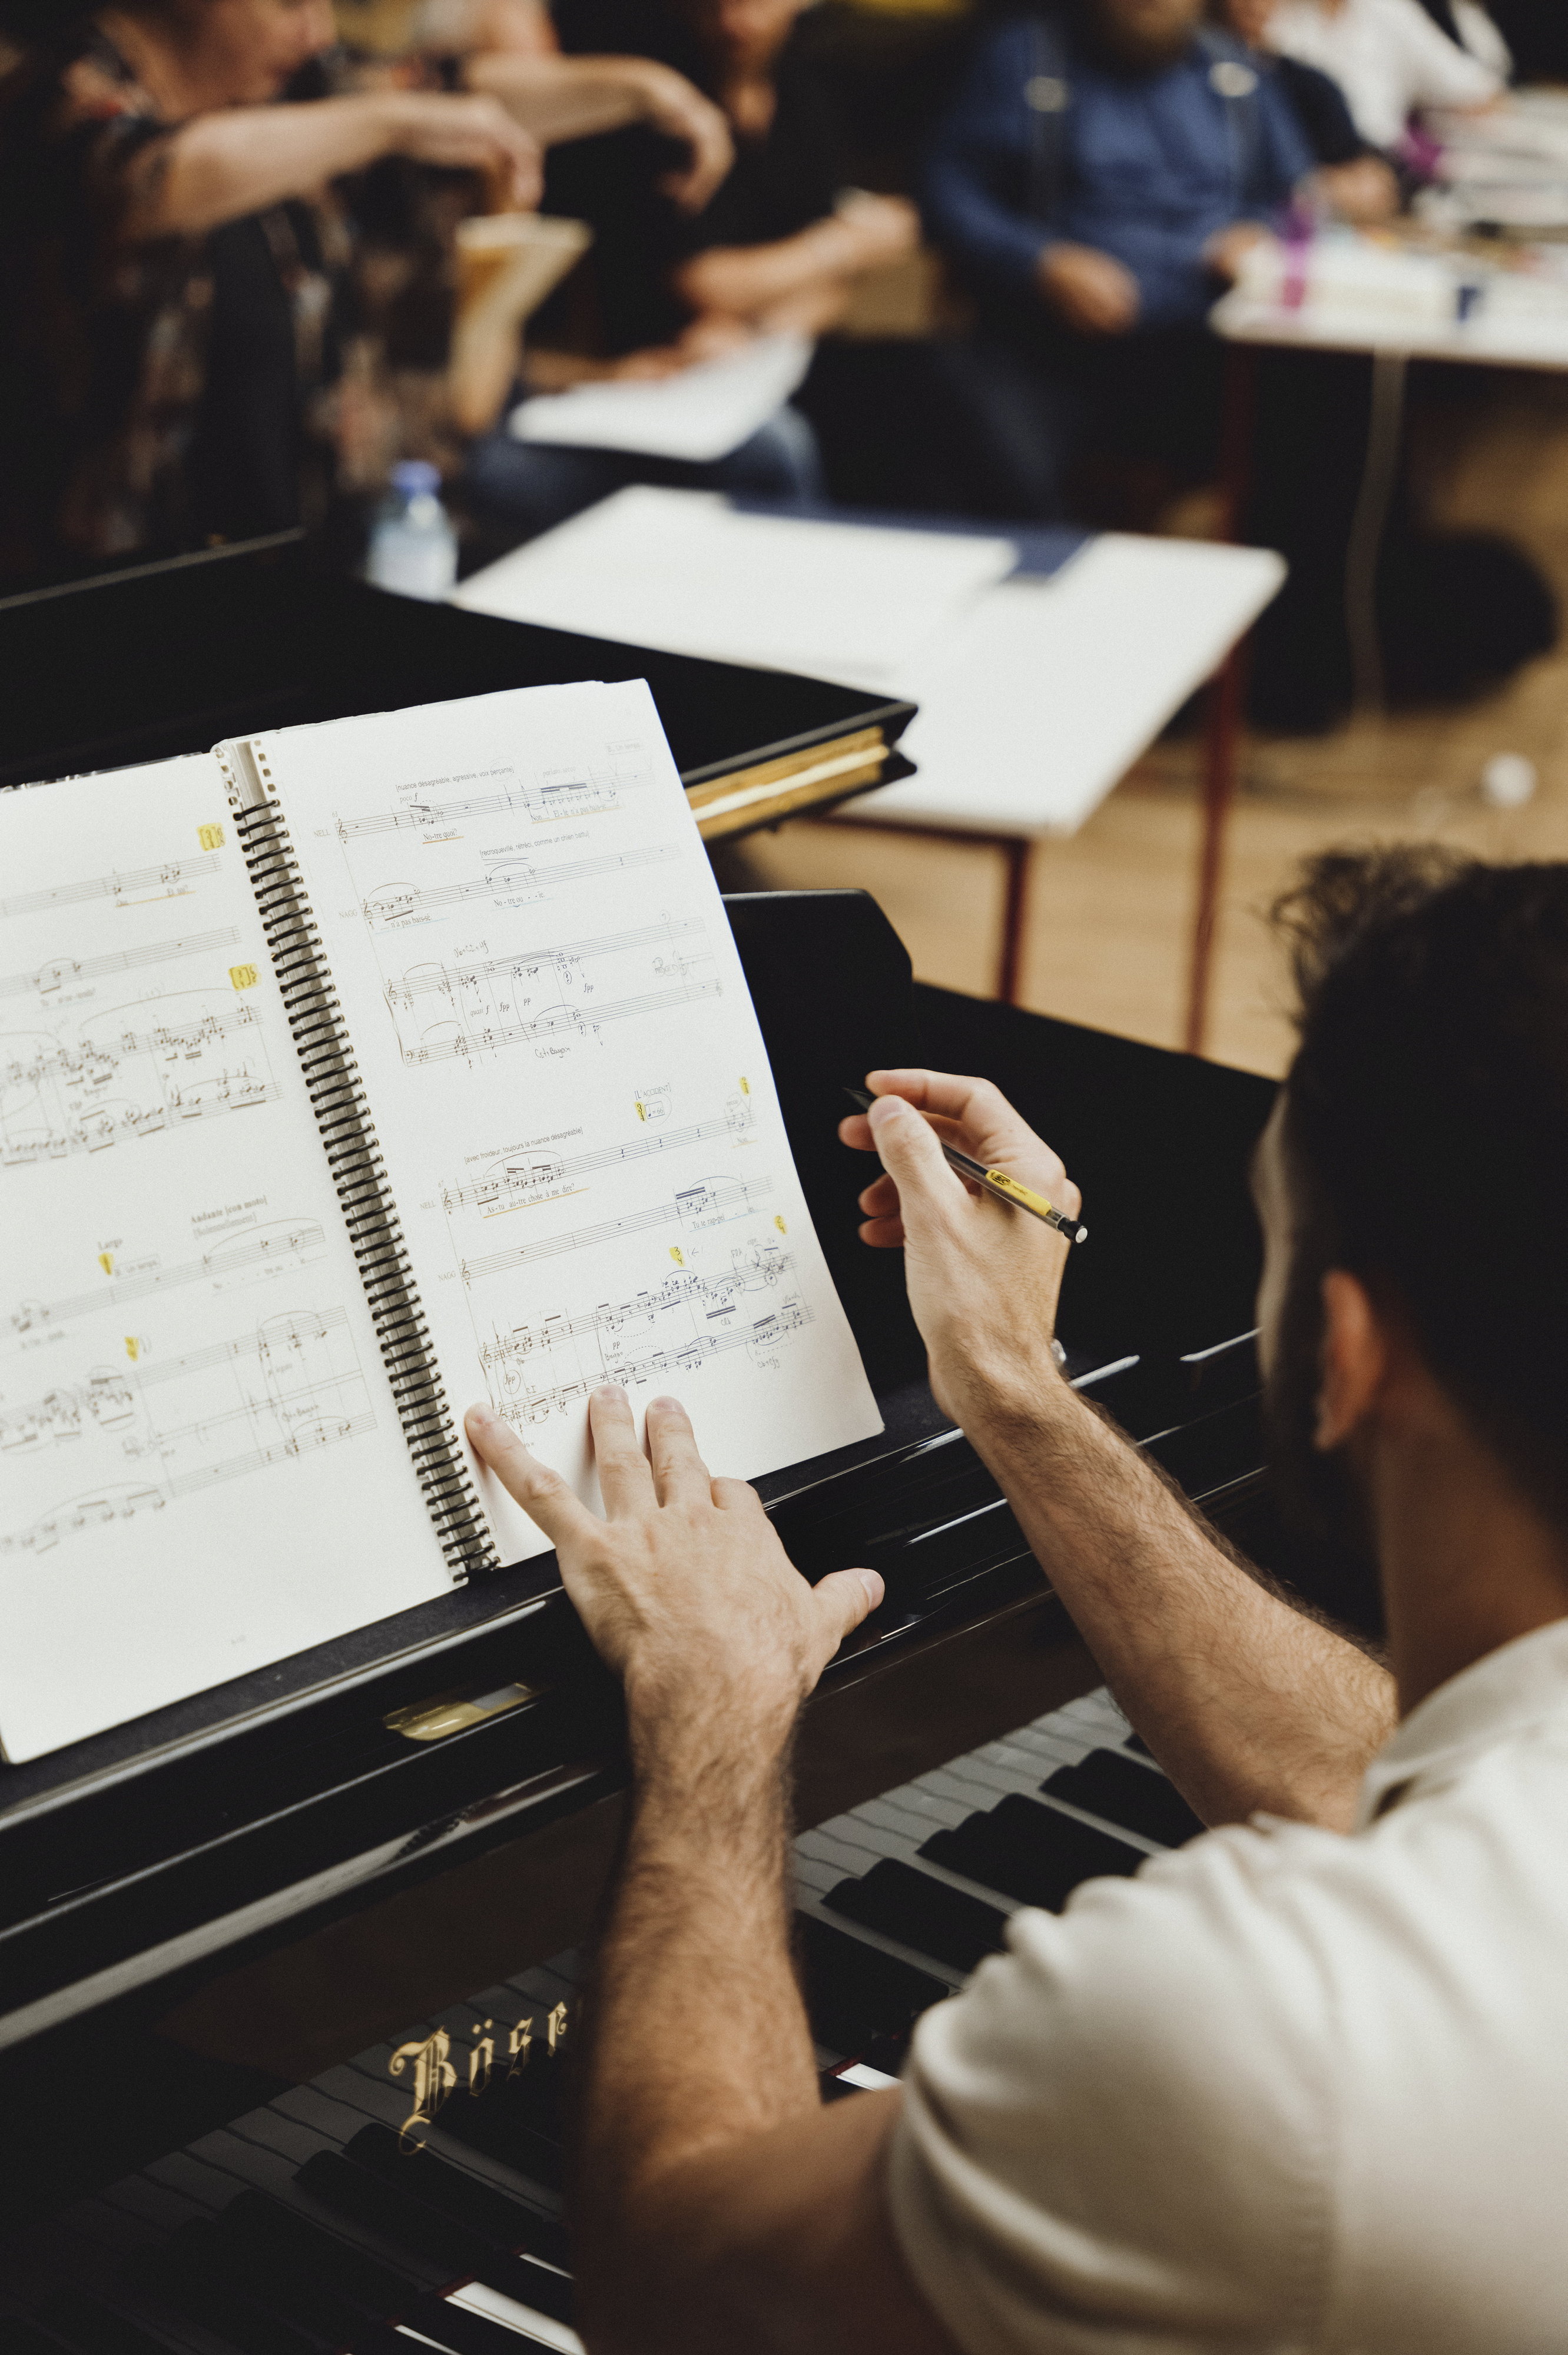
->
[1036, 241, 1140, 335]
[838, 1070, 1078, 1419]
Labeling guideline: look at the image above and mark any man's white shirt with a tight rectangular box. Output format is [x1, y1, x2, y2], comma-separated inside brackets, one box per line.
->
[1266, 0, 1501, 151]
[889, 1617, 1568, 2353]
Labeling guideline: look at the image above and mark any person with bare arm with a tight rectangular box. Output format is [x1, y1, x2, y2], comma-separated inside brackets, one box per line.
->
[465, 846, 1568, 2354]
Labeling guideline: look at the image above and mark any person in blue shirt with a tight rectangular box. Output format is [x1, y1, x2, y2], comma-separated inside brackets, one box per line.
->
[923, 0, 1317, 518]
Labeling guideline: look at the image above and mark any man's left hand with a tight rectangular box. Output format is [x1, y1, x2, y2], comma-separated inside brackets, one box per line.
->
[465, 1389, 883, 1743]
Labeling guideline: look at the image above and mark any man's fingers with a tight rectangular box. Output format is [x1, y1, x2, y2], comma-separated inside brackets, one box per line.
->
[858, 1214, 907, 1249]
[863, 1067, 1078, 1213]
[811, 1566, 884, 1666]
[466, 1403, 599, 1547]
[645, 1394, 712, 1507]
[865, 1092, 967, 1222]
[589, 1385, 654, 1515]
[857, 1170, 900, 1220]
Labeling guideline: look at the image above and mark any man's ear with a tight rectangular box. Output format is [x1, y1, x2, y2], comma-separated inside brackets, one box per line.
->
[1314, 1269, 1387, 1451]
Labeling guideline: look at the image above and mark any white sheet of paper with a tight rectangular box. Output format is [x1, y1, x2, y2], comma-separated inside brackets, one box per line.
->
[249, 680, 882, 1564]
[866, 538, 1287, 837]
[453, 486, 1017, 690]
[0, 760, 450, 1762]
[508, 333, 814, 461]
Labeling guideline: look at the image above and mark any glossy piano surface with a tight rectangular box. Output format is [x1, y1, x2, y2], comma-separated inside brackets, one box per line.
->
[0, 880, 1281, 2215]
[0, 1681, 1213, 2354]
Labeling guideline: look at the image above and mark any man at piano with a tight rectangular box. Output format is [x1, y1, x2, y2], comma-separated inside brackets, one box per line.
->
[466, 845, 1568, 2353]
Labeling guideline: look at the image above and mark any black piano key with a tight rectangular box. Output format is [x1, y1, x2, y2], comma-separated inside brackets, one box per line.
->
[430, 2077, 566, 2193]
[211, 2188, 421, 2312]
[33, 2294, 193, 2355]
[197, 2209, 385, 2347]
[824, 1858, 1008, 1973]
[341, 2125, 570, 2274]
[293, 2150, 495, 2279]
[129, 2231, 324, 2355]
[1042, 1750, 1204, 1848]
[795, 1914, 947, 2056]
[919, 1793, 1144, 1912]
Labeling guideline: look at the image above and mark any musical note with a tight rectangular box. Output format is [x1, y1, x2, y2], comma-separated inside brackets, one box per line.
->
[385, 918, 704, 1011]
[403, 980, 721, 1069]
[337, 758, 645, 840]
[0, 1303, 375, 1557]
[362, 845, 681, 928]
[0, 926, 241, 1002]
[0, 851, 223, 924]
[462, 1173, 772, 1285]
[439, 1095, 755, 1216]
[484, 1294, 811, 1428]
[2, 1218, 327, 1340]
[1, 990, 277, 1169]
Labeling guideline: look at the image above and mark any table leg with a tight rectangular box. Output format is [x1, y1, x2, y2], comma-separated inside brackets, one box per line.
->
[996, 837, 1032, 1006]
[1184, 645, 1244, 1057]
[1344, 349, 1408, 715]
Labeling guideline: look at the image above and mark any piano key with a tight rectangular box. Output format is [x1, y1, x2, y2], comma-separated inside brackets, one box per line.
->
[447, 2280, 581, 2352]
[1042, 1750, 1204, 1848]
[341, 2127, 571, 2278]
[824, 1858, 1008, 1974]
[29, 2293, 200, 2355]
[795, 1914, 947, 2057]
[129, 2226, 330, 2355]
[918, 1793, 1145, 1912]
[294, 2150, 499, 2278]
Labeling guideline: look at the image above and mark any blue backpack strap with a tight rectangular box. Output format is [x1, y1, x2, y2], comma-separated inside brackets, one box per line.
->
[1195, 25, 1266, 211]
[1024, 14, 1073, 225]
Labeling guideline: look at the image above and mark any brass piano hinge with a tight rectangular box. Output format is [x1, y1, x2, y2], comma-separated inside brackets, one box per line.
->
[383, 1678, 544, 1742]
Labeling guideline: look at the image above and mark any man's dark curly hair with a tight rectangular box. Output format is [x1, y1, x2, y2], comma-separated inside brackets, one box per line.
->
[1274, 846, 1568, 1535]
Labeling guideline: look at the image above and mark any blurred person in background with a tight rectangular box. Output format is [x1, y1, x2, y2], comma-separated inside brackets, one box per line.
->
[0, 0, 538, 584]
[0, 0, 736, 586]
[1264, 0, 1502, 157]
[459, 0, 919, 542]
[1215, 0, 1400, 219]
[921, 0, 1317, 521]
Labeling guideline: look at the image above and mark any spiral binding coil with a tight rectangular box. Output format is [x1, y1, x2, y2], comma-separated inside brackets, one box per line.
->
[218, 741, 497, 1580]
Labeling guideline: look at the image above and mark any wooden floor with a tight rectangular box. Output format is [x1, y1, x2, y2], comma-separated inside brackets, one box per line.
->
[740, 375, 1568, 1080]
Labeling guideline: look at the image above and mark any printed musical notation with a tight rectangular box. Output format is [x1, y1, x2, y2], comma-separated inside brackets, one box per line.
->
[339, 751, 646, 840]
[397, 979, 721, 1070]
[478, 1240, 810, 1427]
[1, 1303, 376, 1559]
[362, 845, 680, 928]
[386, 917, 705, 1010]
[0, 925, 240, 1003]
[462, 1173, 772, 1285]
[4, 1218, 327, 1339]
[440, 1096, 754, 1217]
[0, 851, 222, 925]
[1, 991, 277, 1168]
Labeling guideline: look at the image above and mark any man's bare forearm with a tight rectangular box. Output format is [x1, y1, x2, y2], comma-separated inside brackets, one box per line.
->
[958, 1366, 1395, 1829]
[574, 1713, 820, 2339]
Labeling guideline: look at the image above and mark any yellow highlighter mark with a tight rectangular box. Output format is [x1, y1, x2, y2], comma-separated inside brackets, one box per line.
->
[635, 1100, 647, 1122]
[669, 1246, 685, 1267]
[774, 1216, 787, 1234]
[198, 822, 226, 851]
[98, 1252, 114, 1276]
[228, 964, 258, 991]
[124, 1336, 140, 1362]
[739, 1076, 750, 1094]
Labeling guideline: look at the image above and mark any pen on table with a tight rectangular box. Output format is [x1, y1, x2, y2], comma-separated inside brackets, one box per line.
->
[844, 1088, 1088, 1245]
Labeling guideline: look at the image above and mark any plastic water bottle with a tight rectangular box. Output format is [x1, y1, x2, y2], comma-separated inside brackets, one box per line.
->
[365, 460, 458, 601]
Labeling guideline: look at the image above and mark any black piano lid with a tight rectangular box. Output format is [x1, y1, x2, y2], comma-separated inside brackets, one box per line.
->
[0, 534, 914, 794]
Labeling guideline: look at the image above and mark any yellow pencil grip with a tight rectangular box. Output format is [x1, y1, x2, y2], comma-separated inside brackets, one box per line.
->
[983, 1167, 1059, 1217]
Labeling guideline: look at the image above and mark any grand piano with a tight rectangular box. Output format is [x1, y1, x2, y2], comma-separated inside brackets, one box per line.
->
[0, 543, 1285, 2353]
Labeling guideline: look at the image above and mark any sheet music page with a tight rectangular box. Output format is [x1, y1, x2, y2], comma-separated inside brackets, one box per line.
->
[0, 759, 452, 1763]
[254, 680, 882, 1564]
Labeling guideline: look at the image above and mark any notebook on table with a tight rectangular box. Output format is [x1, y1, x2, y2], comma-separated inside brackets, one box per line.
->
[0, 682, 882, 1763]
